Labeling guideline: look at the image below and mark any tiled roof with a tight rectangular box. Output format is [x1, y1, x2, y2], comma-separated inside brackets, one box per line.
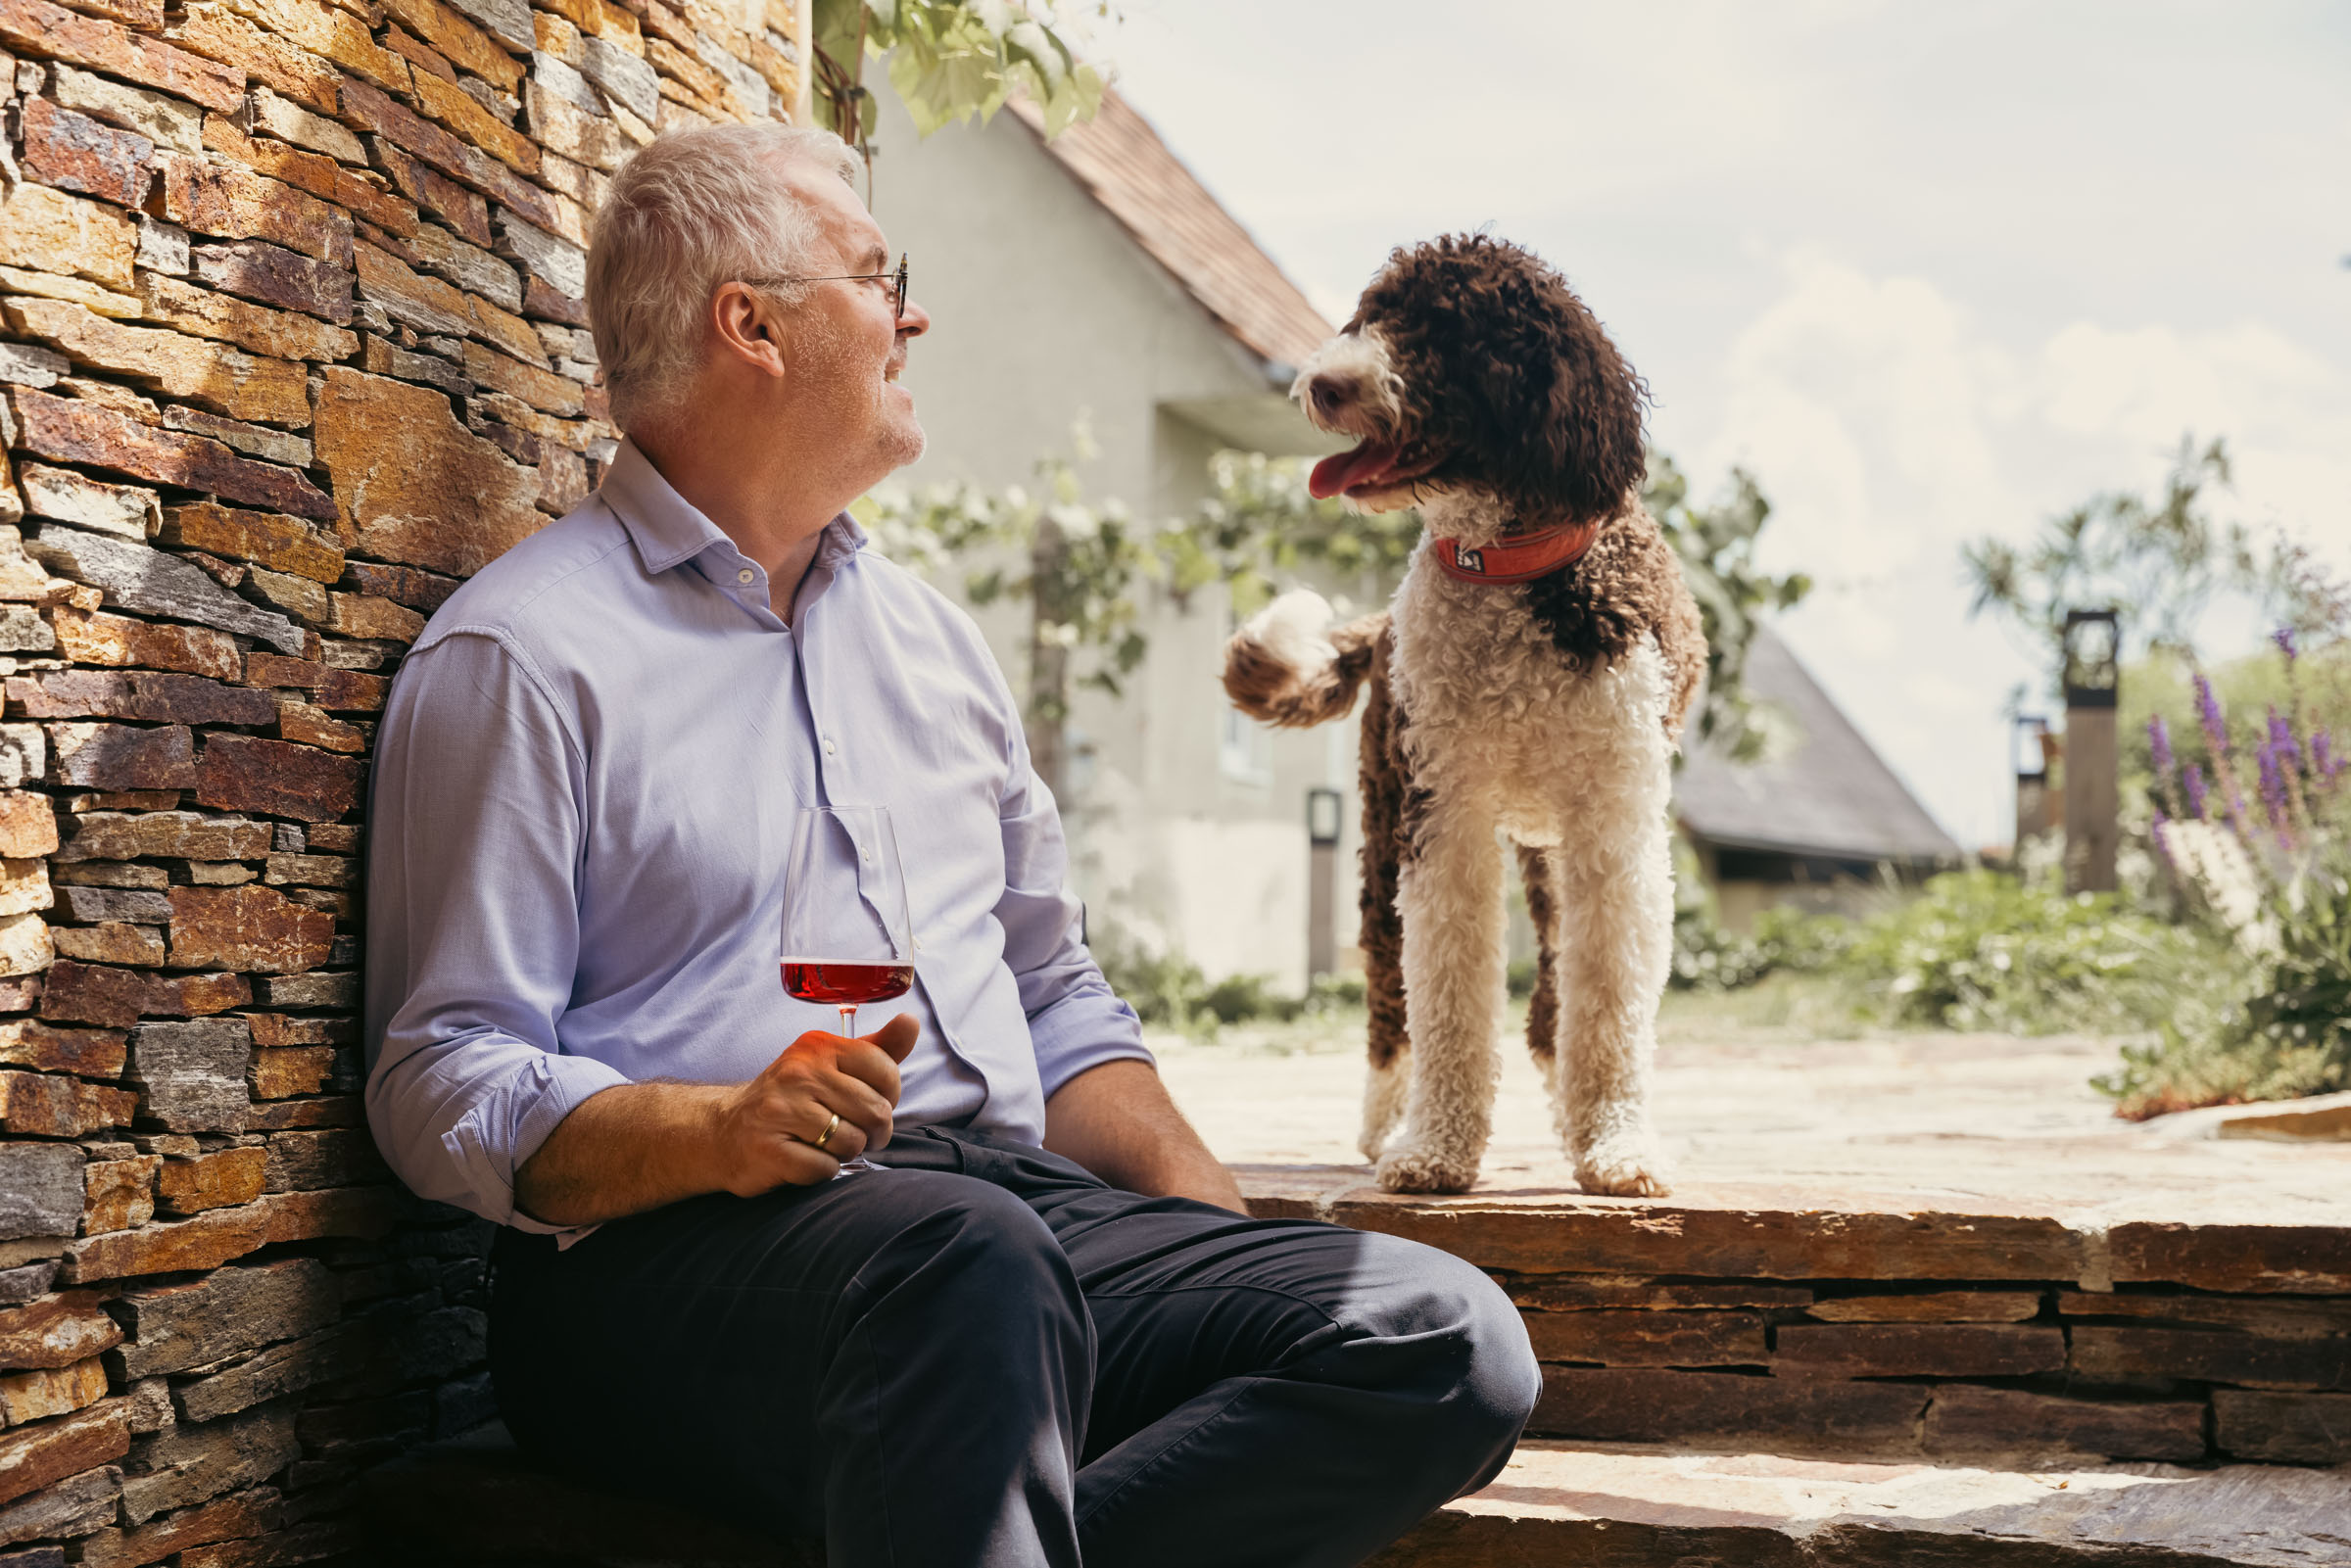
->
[1008, 91, 1333, 371]
[1677, 625, 1964, 867]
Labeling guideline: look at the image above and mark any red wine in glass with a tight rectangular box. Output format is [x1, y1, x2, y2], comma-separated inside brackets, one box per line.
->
[780, 960, 914, 1012]
[779, 805, 915, 1042]
[781, 807, 914, 1174]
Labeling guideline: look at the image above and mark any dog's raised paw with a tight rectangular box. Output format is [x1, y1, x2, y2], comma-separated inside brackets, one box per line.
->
[1375, 1145, 1479, 1194]
[1575, 1139, 1672, 1198]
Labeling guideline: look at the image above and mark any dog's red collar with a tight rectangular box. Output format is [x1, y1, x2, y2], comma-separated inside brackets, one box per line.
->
[1428, 522, 1600, 585]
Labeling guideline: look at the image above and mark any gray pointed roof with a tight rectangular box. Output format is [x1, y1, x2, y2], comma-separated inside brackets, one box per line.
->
[1677, 625, 1964, 866]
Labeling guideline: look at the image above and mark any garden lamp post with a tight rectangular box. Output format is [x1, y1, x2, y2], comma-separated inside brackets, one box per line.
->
[2061, 608, 2121, 893]
[2012, 714, 2053, 846]
[1306, 786, 1343, 980]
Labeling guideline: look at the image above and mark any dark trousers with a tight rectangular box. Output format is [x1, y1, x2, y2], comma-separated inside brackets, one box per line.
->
[491, 1126, 1540, 1568]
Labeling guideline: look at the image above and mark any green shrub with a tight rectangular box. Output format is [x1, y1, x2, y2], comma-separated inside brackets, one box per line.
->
[1306, 973, 1367, 1012]
[1836, 869, 2218, 1035]
[1669, 901, 1851, 993]
[1093, 932, 1347, 1034]
[1093, 938, 1211, 1028]
[1200, 973, 1304, 1026]
[1507, 957, 1539, 999]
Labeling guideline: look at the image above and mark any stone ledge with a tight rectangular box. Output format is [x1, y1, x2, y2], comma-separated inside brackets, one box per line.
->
[1367, 1442, 2351, 1567]
[1242, 1164, 2351, 1465]
[1236, 1165, 2351, 1293]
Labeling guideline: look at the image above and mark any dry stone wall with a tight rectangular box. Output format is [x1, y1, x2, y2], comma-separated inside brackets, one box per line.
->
[0, 0, 803, 1555]
[1322, 1192, 2351, 1468]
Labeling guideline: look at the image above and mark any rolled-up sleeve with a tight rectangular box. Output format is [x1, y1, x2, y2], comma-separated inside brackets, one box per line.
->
[362, 631, 631, 1230]
[991, 718, 1152, 1101]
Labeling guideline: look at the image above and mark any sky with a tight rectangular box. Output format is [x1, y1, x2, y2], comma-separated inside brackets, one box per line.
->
[1083, 0, 2351, 849]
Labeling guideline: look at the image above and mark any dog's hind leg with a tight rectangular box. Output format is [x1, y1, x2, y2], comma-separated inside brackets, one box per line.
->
[1361, 1045, 1409, 1164]
[1516, 843, 1567, 1141]
[1377, 801, 1508, 1194]
[1357, 642, 1412, 1163]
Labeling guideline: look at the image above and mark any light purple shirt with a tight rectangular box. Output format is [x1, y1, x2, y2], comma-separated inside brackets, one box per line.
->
[362, 440, 1149, 1232]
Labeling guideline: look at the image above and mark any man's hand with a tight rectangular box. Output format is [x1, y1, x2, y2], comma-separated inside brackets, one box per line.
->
[710, 1015, 920, 1192]
[513, 1014, 919, 1228]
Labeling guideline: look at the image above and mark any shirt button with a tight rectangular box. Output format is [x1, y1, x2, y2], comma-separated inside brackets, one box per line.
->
[823, 737, 838, 755]
[736, 567, 755, 585]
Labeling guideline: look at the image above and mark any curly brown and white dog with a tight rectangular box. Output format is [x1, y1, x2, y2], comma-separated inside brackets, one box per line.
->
[1223, 234, 1704, 1197]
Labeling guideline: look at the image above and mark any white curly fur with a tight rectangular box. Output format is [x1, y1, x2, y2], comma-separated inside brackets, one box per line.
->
[1372, 487, 1678, 1199]
[1291, 329, 1406, 434]
[1251, 589, 1339, 671]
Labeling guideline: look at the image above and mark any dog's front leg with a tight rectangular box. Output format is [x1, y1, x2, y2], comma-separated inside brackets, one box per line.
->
[1378, 809, 1507, 1193]
[1555, 811, 1675, 1199]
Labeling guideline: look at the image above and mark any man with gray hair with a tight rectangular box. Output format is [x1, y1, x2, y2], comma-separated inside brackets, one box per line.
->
[365, 121, 1538, 1567]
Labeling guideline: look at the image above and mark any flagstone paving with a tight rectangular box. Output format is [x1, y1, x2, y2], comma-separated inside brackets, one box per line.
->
[1155, 1019, 2351, 1229]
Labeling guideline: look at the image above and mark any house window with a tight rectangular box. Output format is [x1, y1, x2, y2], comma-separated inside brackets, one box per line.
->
[1220, 701, 1271, 783]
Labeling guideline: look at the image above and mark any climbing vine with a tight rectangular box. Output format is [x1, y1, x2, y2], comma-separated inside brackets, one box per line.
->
[862, 443, 1810, 795]
[809, 0, 1109, 164]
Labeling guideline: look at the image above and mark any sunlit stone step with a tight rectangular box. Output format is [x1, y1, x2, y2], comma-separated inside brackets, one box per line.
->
[1373, 1442, 2351, 1567]
[1239, 1166, 2351, 1469]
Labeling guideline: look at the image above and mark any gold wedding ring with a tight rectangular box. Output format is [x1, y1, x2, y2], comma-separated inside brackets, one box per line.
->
[814, 1112, 840, 1150]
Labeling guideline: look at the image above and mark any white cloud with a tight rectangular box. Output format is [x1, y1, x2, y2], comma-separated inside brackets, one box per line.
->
[1092, 1, 2351, 849]
[1708, 253, 2022, 578]
[1684, 250, 2351, 847]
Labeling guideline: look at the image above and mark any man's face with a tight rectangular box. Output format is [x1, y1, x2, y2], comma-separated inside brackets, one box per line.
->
[769, 161, 928, 474]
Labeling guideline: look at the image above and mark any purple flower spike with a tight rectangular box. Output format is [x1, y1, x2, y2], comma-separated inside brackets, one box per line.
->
[2148, 714, 2175, 778]
[2315, 730, 2340, 782]
[2274, 626, 2298, 663]
[2150, 808, 2175, 871]
[2194, 673, 2229, 755]
[2256, 741, 2287, 828]
[2183, 763, 2208, 819]
[2268, 707, 2301, 772]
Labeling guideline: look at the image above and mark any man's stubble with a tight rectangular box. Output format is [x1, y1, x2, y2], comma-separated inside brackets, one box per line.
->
[796, 309, 924, 483]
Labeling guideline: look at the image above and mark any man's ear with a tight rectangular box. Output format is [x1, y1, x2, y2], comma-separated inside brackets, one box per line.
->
[709, 283, 789, 379]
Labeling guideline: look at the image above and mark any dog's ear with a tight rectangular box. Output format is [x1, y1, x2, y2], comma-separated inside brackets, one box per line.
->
[1536, 322, 1647, 524]
[1436, 237, 1648, 526]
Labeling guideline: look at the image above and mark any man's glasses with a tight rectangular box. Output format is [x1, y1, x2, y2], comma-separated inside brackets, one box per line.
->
[741, 253, 910, 320]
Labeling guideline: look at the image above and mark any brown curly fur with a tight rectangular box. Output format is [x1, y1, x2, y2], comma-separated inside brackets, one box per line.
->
[1219, 609, 1386, 728]
[1224, 234, 1704, 1190]
[1354, 623, 1410, 1072]
[1517, 843, 1559, 1068]
[1350, 233, 1650, 529]
[1522, 509, 1707, 730]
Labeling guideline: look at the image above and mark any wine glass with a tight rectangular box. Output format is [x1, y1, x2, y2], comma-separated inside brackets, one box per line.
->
[782, 807, 914, 1171]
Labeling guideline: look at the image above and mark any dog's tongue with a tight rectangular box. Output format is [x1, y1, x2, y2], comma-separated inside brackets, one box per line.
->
[1309, 441, 1400, 499]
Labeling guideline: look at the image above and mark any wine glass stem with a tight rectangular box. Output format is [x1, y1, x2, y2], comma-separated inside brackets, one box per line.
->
[839, 1004, 856, 1037]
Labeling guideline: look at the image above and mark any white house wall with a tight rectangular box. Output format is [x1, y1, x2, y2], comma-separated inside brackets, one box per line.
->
[867, 89, 1360, 994]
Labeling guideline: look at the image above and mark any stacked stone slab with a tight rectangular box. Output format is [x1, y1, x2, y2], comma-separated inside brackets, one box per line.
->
[0, 0, 802, 1556]
[1258, 1181, 2351, 1469]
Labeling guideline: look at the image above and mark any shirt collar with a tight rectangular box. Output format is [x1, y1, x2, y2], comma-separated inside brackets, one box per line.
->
[600, 438, 871, 578]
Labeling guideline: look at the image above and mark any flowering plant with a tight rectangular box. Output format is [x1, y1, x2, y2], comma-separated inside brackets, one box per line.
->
[2107, 630, 2351, 1114]
[2147, 634, 2348, 943]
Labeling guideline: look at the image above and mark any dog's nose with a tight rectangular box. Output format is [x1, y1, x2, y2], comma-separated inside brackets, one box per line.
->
[1305, 373, 1352, 417]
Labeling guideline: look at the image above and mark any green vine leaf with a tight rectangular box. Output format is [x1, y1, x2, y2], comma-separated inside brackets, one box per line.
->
[813, 0, 1108, 148]
[862, 438, 1804, 796]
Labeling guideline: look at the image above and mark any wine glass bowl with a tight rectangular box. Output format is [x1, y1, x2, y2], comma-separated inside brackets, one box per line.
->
[780, 805, 915, 1039]
[778, 957, 914, 1011]
[780, 807, 914, 1173]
